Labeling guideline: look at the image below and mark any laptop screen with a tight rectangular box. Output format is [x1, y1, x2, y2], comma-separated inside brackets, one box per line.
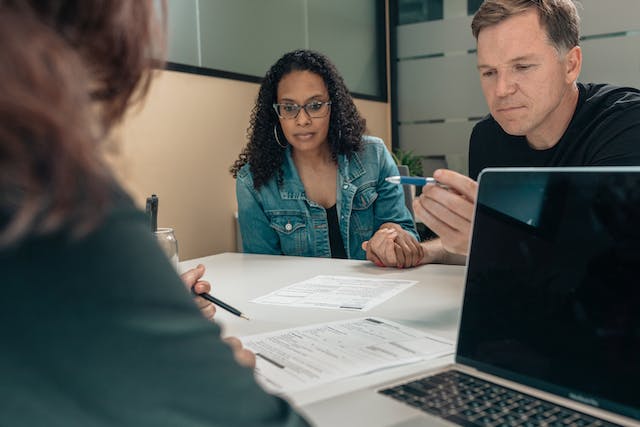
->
[457, 168, 640, 420]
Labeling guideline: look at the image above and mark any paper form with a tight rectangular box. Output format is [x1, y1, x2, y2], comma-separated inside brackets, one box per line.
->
[240, 317, 454, 394]
[251, 275, 417, 311]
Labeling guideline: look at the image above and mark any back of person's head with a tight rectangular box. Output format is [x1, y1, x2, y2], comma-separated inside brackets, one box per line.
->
[471, 0, 580, 53]
[0, 1, 162, 246]
[231, 49, 366, 190]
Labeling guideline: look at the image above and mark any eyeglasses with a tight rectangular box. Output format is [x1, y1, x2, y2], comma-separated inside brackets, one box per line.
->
[273, 101, 331, 119]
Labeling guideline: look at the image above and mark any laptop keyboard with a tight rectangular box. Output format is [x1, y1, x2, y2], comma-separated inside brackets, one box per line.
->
[379, 370, 621, 427]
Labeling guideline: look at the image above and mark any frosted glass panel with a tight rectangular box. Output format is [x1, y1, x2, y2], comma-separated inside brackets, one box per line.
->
[398, 16, 474, 58]
[199, 0, 305, 77]
[580, 35, 640, 89]
[398, 0, 443, 25]
[162, 0, 386, 99]
[399, 121, 476, 158]
[308, 0, 380, 96]
[398, 54, 487, 121]
[579, 0, 640, 35]
[166, 0, 199, 65]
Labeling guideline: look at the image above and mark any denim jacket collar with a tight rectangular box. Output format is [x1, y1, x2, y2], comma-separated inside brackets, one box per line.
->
[338, 150, 366, 184]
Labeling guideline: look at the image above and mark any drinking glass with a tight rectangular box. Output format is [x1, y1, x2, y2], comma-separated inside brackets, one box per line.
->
[154, 227, 179, 271]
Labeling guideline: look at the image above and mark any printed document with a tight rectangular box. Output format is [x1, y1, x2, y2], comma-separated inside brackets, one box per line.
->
[251, 275, 417, 311]
[240, 317, 454, 394]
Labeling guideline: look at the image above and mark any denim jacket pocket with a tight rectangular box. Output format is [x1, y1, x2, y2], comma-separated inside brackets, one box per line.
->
[351, 184, 378, 236]
[267, 210, 309, 255]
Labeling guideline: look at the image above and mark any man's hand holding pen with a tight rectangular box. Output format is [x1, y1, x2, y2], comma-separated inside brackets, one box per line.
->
[364, 169, 477, 267]
[413, 169, 478, 256]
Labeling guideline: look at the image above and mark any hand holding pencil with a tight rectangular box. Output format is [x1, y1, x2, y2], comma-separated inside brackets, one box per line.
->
[181, 263, 250, 321]
[180, 264, 217, 321]
[180, 264, 256, 368]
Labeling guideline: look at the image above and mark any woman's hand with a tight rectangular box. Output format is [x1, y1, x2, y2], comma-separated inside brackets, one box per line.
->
[362, 224, 424, 268]
[180, 264, 217, 321]
[224, 337, 257, 369]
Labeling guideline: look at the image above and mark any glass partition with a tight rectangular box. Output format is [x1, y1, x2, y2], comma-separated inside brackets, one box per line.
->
[163, 0, 387, 101]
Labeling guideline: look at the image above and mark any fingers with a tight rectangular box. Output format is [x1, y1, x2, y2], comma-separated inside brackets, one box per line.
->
[191, 283, 217, 321]
[413, 170, 478, 256]
[414, 198, 470, 255]
[191, 279, 211, 295]
[362, 240, 384, 266]
[415, 203, 463, 249]
[392, 229, 424, 268]
[366, 228, 399, 267]
[364, 225, 425, 268]
[433, 169, 478, 203]
[406, 236, 424, 267]
[180, 264, 206, 288]
[362, 240, 376, 264]
[197, 302, 216, 321]
[180, 264, 218, 320]
[224, 337, 256, 369]
[419, 188, 471, 231]
[394, 241, 407, 268]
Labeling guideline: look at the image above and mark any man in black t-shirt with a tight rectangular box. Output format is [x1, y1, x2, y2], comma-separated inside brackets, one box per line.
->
[364, 0, 640, 267]
[469, 83, 640, 180]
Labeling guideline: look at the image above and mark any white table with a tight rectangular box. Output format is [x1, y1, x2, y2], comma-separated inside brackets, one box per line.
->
[180, 253, 466, 420]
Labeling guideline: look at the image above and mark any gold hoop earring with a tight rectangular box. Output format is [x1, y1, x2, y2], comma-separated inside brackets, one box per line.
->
[274, 124, 287, 148]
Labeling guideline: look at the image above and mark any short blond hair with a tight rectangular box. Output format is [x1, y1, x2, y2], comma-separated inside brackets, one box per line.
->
[471, 0, 580, 52]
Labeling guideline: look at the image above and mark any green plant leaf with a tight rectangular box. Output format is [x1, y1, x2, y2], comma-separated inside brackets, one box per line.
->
[392, 149, 424, 177]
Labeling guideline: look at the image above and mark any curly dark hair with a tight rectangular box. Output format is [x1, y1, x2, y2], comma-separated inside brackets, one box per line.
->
[230, 49, 366, 190]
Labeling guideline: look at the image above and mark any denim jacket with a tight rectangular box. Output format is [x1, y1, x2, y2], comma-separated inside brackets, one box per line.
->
[236, 136, 418, 259]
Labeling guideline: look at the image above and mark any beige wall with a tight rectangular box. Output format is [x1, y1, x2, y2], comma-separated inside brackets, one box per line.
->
[114, 70, 390, 261]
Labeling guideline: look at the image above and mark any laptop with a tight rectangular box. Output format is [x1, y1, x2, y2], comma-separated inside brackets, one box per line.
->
[302, 167, 640, 426]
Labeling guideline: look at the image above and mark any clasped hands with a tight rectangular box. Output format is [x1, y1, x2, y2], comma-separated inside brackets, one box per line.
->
[362, 222, 424, 268]
[363, 169, 478, 267]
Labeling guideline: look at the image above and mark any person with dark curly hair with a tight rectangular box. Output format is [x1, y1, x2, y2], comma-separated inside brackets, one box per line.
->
[231, 49, 423, 267]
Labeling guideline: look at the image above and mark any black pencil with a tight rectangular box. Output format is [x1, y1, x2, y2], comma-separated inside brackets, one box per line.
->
[191, 286, 250, 320]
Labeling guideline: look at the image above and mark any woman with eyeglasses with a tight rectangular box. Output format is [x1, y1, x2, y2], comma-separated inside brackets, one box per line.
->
[0, 1, 310, 425]
[231, 50, 423, 267]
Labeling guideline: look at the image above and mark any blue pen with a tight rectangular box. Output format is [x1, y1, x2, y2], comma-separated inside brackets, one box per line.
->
[385, 175, 438, 186]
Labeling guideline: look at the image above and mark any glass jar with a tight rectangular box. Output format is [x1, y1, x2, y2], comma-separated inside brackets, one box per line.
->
[154, 227, 179, 271]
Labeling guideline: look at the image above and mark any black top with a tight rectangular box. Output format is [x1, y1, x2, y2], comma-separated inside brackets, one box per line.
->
[0, 189, 309, 427]
[326, 204, 347, 259]
[469, 83, 640, 180]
